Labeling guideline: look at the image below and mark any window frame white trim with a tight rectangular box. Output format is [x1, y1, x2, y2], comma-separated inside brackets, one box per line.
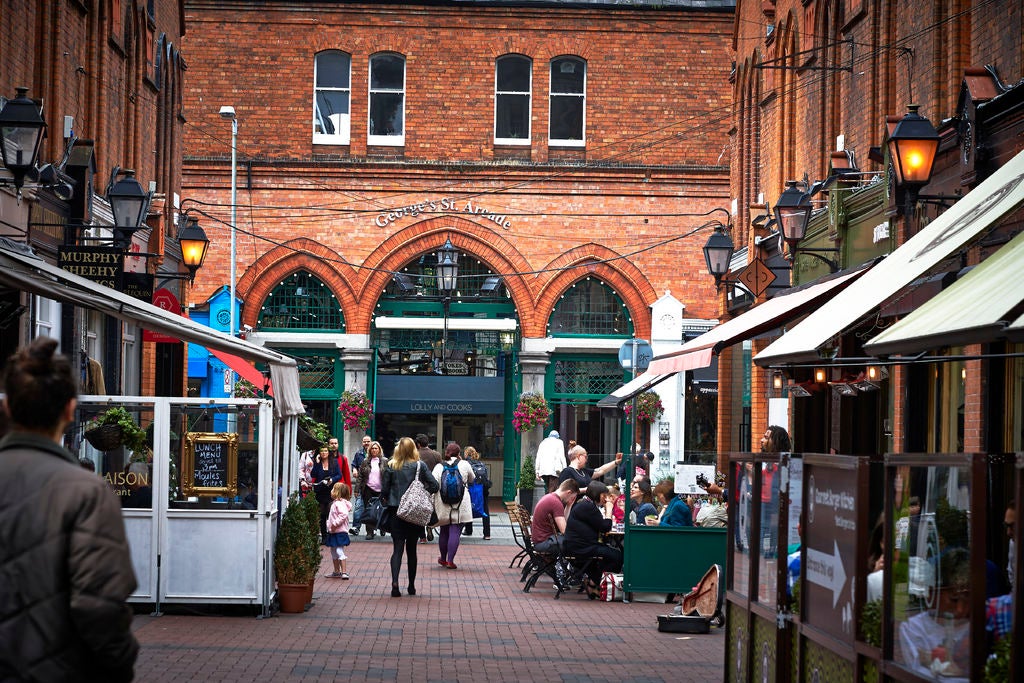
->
[367, 52, 406, 147]
[548, 56, 587, 148]
[313, 50, 352, 146]
[32, 294, 61, 345]
[493, 54, 532, 146]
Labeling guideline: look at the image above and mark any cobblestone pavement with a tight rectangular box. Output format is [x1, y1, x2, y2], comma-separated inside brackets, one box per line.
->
[132, 514, 725, 682]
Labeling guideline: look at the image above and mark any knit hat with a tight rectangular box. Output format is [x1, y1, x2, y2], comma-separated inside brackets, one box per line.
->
[549, 430, 560, 439]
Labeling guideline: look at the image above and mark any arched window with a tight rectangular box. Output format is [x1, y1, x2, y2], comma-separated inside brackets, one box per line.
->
[495, 55, 531, 144]
[257, 271, 344, 331]
[549, 56, 585, 145]
[368, 53, 405, 146]
[547, 278, 631, 337]
[313, 50, 351, 144]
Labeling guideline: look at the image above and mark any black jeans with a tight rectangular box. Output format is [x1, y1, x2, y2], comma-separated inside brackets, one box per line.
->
[389, 514, 423, 587]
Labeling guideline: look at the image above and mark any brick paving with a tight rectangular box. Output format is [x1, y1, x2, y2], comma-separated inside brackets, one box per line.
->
[131, 513, 725, 682]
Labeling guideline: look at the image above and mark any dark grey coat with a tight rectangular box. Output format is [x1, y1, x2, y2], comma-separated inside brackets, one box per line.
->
[0, 432, 139, 682]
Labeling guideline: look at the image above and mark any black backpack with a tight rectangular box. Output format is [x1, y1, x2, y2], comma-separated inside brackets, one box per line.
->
[439, 460, 466, 505]
[470, 460, 488, 487]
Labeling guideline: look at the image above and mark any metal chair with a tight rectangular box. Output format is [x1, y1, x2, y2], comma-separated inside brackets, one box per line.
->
[504, 501, 530, 569]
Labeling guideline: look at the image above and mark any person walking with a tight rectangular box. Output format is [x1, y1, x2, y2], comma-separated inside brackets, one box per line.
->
[324, 482, 353, 579]
[463, 446, 491, 539]
[381, 436, 438, 597]
[349, 434, 372, 536]
[358, 440, 387, 539]
[0, 337, 139, 682]
[311, 445, 344, 541]
[431, 442, 475, 568]
[535, 430, 566, 493]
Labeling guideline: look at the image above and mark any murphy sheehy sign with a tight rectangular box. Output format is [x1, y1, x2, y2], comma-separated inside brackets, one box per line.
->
[59, 246, 123, 289]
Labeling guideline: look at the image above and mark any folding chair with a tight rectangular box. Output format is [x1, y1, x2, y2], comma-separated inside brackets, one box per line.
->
[504, 501, 530, 569]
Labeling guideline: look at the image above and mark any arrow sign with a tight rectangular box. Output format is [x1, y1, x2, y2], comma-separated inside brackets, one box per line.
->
[805, 540, 848, 608]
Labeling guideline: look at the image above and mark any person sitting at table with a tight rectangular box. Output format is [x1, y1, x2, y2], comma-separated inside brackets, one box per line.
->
[531, 479, 580, 554]
[629, 477, 658, 525]
[654, 479, 693, 527]
[695, 490, 728, 528]
[564, 481, 624, 599]
[558, 444, 621, 488]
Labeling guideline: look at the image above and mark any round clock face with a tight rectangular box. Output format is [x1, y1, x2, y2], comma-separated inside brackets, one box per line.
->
[659, 313, 676, 332]
[216, 310, 231, 325]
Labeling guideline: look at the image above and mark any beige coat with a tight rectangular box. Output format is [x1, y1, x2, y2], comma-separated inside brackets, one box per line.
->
[431, 458, 475, 526]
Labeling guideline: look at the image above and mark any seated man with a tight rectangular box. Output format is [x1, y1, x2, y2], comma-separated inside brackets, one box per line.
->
[530, 479, 579, 554]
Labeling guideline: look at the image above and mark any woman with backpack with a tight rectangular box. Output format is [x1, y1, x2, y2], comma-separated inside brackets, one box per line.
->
[431, 442, 475, 569]
[462, 445, 491, 539]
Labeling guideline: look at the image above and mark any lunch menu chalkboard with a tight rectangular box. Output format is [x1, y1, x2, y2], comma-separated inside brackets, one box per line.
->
[183, 432, 239, 497]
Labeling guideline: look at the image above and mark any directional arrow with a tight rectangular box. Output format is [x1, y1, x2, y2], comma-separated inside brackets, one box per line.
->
[805, 540, 848, 608]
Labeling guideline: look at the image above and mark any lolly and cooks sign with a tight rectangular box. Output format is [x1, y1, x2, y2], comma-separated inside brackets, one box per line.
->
[374, 197, 513, 229]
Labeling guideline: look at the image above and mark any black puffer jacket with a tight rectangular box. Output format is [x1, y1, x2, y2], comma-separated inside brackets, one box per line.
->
[0, 432, 139, 682]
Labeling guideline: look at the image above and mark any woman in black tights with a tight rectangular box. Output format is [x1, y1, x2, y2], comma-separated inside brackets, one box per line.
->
[380, 436, 438, 597]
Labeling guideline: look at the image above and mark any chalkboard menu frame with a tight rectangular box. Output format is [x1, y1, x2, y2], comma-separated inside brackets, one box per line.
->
[182, 432, 239, 497]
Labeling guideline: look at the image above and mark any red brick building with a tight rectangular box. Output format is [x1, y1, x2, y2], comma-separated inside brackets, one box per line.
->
[180, 0, 735, 494]
[0, 0, 189, 396]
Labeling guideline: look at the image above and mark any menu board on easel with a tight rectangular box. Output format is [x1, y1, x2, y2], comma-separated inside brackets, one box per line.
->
[183, 432, 238, 497]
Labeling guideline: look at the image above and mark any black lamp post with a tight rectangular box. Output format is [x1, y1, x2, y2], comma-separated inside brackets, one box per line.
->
[0, 87, 46, 194]
[435, 237, 460, 374]
[774, 180, 839, 272]
[177, 216, 210, 282]
[702, 226, 734, 290]
[887, 105, 940, 211]
[107, 170, 152, 249]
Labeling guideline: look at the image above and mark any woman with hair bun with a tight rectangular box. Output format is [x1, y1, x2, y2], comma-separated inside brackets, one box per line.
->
[0, 337, 139, 681]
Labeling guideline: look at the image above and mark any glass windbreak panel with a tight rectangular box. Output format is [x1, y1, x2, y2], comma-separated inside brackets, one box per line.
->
[257, 271, 344, 331]
[77, 402, 156, 510]
[168, 404, 260, 510]
[891, 464, 972, 679]
[548, 278, 631, 336]
[756, 461, 781, 605]
[730, 460, 753, 596]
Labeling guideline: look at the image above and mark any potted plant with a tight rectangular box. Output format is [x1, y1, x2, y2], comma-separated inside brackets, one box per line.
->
[297, 414, 330, 452]
[274, 494, 316, 613]
[299, 492, 323, 603]
[84, 407, 149, 455]
[517, 456, 537, 511]
[512, 392, 550, 433]
[338, 389, 373, 432]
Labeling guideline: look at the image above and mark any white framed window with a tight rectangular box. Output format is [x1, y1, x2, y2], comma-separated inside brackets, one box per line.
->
[494, 55, 531, 145]
[313, 50, 351, 144]
[549, 56, 586, 146]
[121, 322, 139, 395]
[368, 53, 405, 146]
[33, 295, 61, 344]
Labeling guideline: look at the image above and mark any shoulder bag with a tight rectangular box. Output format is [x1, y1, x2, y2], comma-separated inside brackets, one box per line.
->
[397, 461, 434, 526]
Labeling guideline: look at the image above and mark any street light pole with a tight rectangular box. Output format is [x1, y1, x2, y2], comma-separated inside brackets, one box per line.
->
[219, 105, 238, 397]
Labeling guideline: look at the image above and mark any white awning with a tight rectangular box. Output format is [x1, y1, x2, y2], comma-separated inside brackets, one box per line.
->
[0, 237, 303, 417]
[756, 148, 1024, 365]
[596, 370, 673, 408]
[647, 266, 869, 375]
[864, 229, 1024, 356]
[373, 316, 518, 331]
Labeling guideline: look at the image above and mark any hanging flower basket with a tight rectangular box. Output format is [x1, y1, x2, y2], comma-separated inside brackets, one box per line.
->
[512, 392, 550, 433]
[84, 424, 124, 451]
[84, 407, 148, 453]
[624, 390, 664, 423]
[338, 390, 373, 432]
[296, 414, 330, 451]
[296, 427, 323, 452]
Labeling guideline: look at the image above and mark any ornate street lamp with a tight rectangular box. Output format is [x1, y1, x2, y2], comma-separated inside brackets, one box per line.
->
[435, 237, 460, 374]
[178, 216, 210, 282]
[774, 180, 839, 272]
[702, 226, 734, 290]
[887, 105, 940, 201]
[0, 87, 46, 194]
[107, 170, 152, 249]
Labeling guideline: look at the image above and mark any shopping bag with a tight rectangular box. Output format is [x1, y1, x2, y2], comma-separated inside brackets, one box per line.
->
[600, 572, 623, 602]
[469, 482, 488, 518]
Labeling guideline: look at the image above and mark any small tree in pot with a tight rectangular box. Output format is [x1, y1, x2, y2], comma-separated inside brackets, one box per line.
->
[274, 494, 316, 613]
[517, 456, 537, 512]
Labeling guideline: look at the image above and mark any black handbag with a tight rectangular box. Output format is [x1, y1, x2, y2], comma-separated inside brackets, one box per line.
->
[369, 496, 391, 532]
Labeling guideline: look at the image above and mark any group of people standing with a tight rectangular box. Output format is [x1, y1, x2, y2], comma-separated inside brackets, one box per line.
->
[298, 431, 492, 598]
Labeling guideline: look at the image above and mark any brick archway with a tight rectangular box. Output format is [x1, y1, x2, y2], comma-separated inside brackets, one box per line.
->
[237, 239, 359, 330]
[531, 243, 656, 339]
[352, 216, 537, 334]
